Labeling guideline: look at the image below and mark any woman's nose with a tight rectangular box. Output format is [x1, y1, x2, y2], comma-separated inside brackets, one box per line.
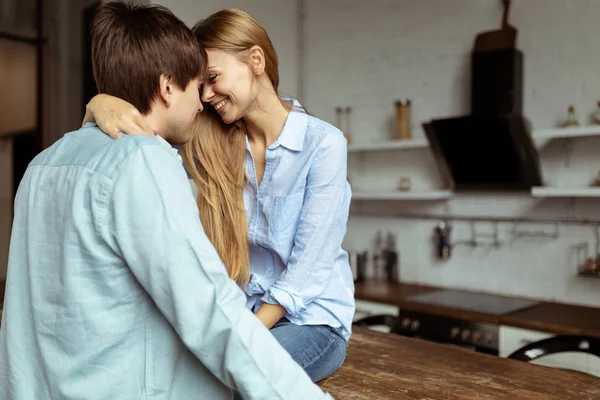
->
[201, 84, 214, 103]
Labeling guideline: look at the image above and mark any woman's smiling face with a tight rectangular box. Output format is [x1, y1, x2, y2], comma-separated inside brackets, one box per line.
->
[200, 49, 257, 124]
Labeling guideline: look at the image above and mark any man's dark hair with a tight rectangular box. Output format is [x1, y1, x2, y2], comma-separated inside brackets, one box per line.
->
[91, 2, 206, 114]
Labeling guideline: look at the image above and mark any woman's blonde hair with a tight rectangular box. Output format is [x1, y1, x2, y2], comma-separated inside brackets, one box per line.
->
[182, 9, 287, 287]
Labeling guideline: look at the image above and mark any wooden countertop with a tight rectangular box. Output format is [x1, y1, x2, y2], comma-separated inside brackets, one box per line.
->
[355, 280, 600, 337]
[319, 327, 600, 399]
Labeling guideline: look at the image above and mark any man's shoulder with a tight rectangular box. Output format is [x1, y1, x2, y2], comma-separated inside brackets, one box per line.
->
[32, 125, 170, 180]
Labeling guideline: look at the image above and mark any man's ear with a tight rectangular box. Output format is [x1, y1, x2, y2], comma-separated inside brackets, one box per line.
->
[248, 45, 265, 76]
[158, 74, 174, 107]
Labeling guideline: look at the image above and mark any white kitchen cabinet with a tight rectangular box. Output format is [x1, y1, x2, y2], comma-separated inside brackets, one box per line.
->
[353, 299, 400, 333]
[587, 354, 600, 377]
[499, 326, 596, 376]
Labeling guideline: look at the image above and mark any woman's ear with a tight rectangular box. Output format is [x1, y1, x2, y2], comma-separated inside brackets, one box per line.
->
[248, 45, 265, 76]
[158, 74, 174, 107]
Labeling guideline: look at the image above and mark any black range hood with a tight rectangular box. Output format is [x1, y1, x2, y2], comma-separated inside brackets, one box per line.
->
[423, 1, 543, 191]
[423, 112, 542, 191]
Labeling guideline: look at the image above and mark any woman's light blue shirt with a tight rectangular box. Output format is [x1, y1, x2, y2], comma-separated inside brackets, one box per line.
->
[242, 108, 355, 341]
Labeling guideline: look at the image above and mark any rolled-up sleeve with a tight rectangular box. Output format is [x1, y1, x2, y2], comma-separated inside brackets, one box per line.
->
[262, 133, 350, 318]
[106, 142, 333, 400]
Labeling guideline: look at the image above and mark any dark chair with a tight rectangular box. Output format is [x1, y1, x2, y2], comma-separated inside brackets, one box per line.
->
[508, 335, 600, 375]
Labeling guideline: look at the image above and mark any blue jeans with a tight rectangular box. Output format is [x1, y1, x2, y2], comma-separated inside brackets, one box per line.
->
[233, 318, 347, 399]
[270, 318, 347, 382]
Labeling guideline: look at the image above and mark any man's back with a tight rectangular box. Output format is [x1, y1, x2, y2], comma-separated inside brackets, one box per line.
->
[0, 125, 333, 400]
[0, 124, 229, 399]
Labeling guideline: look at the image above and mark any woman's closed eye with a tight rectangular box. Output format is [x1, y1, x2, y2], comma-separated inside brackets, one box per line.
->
[208, 74, 218, 84]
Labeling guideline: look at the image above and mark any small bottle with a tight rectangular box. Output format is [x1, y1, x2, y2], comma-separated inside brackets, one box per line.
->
[372, 230, 384, 280]
[394, 100, 411, 140]
[398, 177, 411, 191]
[593, 101, 600, 125]
[564, 104, 580, 127]
[335, 107, 343, 130]
[594, 170, 600, 186]
[344, 107, 352, 144]
[434, 221, 452, 260]
[384, 232, 399, 282]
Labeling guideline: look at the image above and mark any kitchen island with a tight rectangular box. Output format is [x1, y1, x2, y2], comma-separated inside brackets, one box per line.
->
[319, 326, 600, 399]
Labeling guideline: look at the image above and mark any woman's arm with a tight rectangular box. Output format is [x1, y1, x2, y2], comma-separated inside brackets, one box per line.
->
[255, 303, 287, 329]
[82, 94, 156, 139]
[261, 131, 350, 320]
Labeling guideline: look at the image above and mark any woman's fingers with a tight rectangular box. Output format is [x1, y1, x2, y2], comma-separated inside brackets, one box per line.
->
[126, 109, 155, 137]
[135, 116, 156, 137]
[104, 117, 154, 140]
[82, 109, 94, 127]
[105, 123, 122, 140]
[81, 94, 157, 139]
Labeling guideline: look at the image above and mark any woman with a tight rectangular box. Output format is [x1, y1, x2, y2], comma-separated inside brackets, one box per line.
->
[84, 8, 354, 383]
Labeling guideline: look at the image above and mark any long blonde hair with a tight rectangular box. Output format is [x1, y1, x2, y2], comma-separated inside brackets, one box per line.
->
[183, 9, 285, 287]
[182, 112, 249, 286]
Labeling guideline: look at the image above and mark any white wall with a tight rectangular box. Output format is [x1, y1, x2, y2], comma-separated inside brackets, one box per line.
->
[152, 0, 299, 99]
[303, 0, 600, 307]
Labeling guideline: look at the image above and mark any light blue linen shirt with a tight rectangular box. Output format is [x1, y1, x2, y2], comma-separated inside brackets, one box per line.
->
[243, 106, 355, 341]
[0, 123, 333, 400]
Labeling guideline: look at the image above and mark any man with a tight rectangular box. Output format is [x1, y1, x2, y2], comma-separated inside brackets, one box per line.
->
[0, 3, 333, 399]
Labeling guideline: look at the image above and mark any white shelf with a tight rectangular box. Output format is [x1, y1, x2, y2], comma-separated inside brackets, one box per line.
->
[352, 190, 453, 200]
[531, 187, 600, 198]
[347, 139, 428, 152]
[532, 126, 600, 141]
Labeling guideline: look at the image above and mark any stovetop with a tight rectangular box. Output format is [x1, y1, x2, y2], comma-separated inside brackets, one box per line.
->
[405, 289, 540, 316]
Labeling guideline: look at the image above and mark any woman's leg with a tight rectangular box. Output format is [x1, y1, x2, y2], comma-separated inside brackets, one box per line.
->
[269, 318, 347, 383]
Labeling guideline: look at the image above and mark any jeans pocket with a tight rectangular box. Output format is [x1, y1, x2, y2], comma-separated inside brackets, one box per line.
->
[267, 193, 304, 245]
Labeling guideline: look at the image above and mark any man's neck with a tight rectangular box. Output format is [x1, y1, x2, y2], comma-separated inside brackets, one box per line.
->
[143, 110, 166, 140]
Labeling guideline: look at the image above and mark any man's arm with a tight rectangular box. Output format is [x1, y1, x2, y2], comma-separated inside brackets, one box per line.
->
[104, 140, 333, 400]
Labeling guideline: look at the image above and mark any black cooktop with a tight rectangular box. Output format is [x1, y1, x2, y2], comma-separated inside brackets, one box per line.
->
[405, 289, 540, 316]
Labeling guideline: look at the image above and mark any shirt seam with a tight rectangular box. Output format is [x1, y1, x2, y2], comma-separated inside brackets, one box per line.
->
[26, 162, 116, 180]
